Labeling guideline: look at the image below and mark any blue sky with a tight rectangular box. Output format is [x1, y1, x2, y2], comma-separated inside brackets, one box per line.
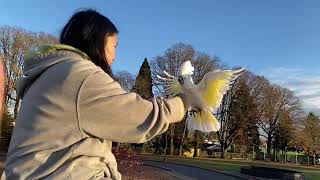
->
[1, 0, 319, 113]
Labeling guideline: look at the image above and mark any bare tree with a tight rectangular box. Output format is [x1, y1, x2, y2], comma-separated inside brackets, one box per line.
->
[151, 43, 196, 155]
[151, 43, 220, 156]
[151, 43, 195, 96]
[114, 70, 136, 92]
[257, 83, 303, 158]
[0, 26, 57, 118]
[0, 56, 5, 121]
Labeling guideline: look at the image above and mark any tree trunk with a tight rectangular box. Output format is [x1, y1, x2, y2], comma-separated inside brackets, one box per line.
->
[274, 147, 277, 162]
[252, 145, 255, 160]
[220, 141, 226, 159]
[163, 132, 168, 161]
[193, 131, 198, 157]
[221, 148, 227, 159]
[313, 155, 316, 165]
[142, 143, 145, 153]
[169, 124, 174, 155]
[179, 121, 187, 156]
[13, 98, 20, 119]
[267, 133, 272, 158]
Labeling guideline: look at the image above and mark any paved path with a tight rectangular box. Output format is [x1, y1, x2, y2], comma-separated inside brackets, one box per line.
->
[143, 160, 242, 180]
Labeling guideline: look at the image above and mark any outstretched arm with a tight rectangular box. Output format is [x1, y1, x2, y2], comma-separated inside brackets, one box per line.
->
[77, 71, 185, 143]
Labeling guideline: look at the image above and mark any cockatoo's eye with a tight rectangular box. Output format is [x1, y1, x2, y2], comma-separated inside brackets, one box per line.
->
[178, 76, 184, 84]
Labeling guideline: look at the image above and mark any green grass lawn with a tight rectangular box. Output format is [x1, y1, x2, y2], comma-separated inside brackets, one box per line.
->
[139, 154, 320, 180]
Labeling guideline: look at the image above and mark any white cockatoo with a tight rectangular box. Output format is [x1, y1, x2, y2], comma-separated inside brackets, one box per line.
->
[155, 61, 244, 132]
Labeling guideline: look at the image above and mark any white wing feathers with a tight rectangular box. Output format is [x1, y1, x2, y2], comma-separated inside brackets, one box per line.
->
[155, 71, 182, 98]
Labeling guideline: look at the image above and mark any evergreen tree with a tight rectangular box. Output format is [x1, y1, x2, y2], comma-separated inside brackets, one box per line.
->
[131, 58, 153, 99]
[273, 110, 294, 154]
[218, 78, 258, 158]
[130, 58, 154, 149]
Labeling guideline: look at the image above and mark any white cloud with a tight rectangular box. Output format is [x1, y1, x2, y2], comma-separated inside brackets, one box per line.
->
[260, 67, 320, 114]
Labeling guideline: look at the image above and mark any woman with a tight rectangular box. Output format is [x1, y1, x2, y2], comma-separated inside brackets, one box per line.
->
[1, 10, 196, 179]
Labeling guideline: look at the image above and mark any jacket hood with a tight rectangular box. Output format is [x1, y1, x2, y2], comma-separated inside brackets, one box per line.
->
[17, 44, 90, 99]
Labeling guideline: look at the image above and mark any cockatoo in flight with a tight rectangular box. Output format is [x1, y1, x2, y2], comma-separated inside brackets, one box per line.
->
[155, 61, 244, 132]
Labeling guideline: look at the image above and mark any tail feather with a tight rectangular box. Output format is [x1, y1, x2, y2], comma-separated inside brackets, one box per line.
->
[187, 110, 220, 132]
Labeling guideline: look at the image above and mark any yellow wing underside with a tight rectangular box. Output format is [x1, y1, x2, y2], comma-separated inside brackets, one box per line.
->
[202, 72, 233, 108]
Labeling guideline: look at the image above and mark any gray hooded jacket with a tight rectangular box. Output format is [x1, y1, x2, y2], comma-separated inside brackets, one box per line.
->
[1, 45, 185, 180]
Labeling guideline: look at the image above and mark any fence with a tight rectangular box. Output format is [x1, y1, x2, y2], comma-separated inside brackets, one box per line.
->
[124, 145, 319, 165]
[124, 145, 257, 160]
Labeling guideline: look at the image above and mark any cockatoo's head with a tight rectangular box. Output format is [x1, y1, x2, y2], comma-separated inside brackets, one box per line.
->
[180, 61, 194, 76]
[178, 75, 194, 89]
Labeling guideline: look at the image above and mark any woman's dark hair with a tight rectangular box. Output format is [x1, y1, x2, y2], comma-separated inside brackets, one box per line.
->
[60, 9, 118, 76]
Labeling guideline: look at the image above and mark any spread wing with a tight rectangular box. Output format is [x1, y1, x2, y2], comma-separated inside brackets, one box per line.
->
[155, 71, 183, 98]
[196, 68, 244, 112]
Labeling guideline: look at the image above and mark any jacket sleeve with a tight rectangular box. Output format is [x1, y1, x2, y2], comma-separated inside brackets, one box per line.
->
[77, 70, 185, 143]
